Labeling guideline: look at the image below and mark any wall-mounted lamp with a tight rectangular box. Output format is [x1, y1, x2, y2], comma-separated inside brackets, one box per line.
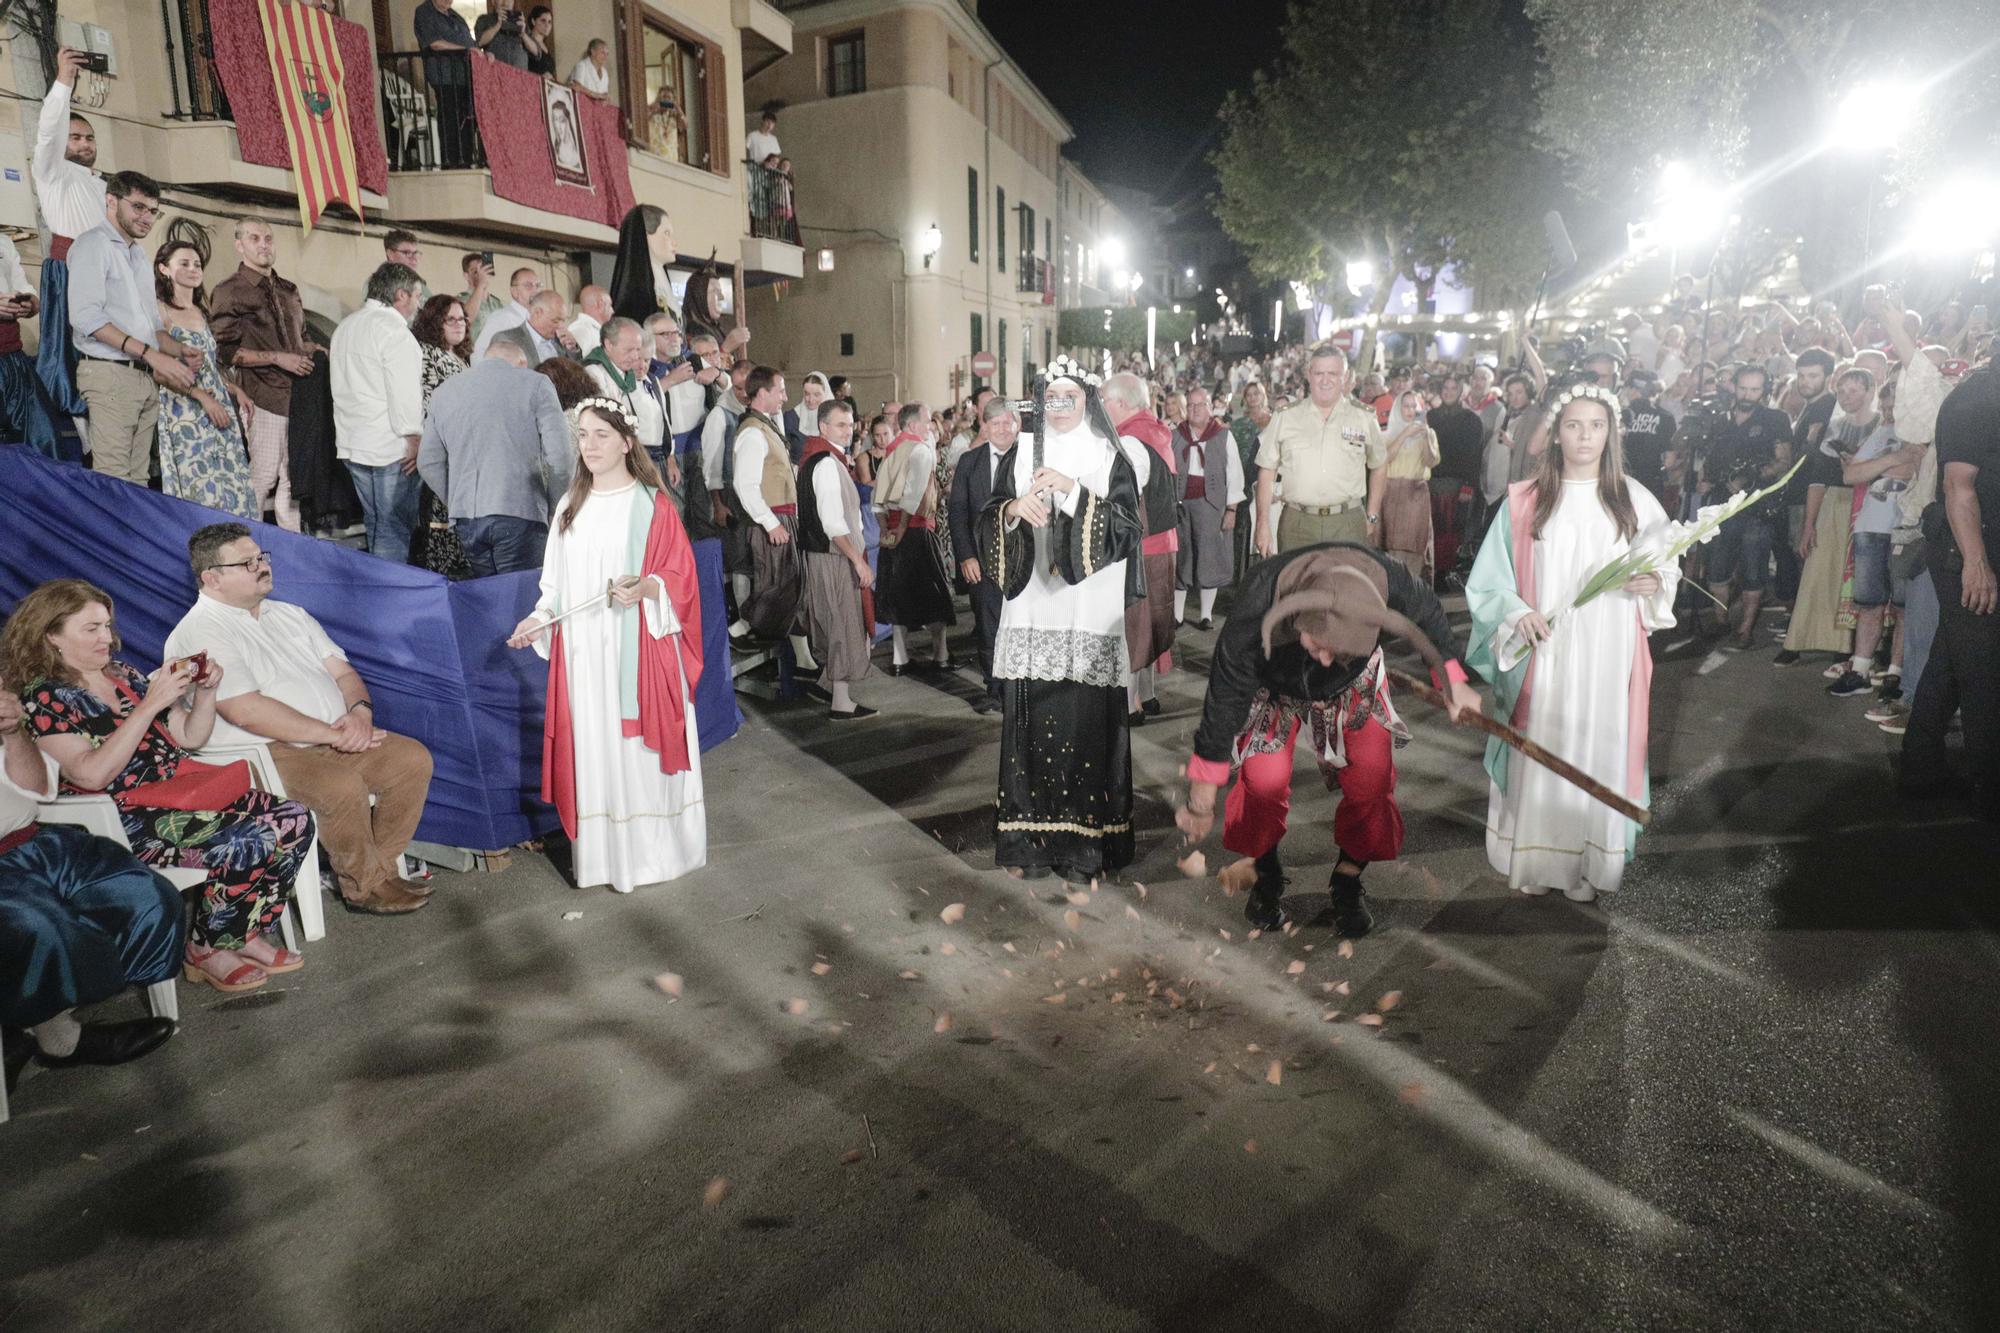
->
[921, 223, 943, 269]
[817, 248, 835, 272]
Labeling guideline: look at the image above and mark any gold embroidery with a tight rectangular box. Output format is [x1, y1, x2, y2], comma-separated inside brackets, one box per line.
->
[997, 817, 1131, 836]
[1082, 487, 1099, 577]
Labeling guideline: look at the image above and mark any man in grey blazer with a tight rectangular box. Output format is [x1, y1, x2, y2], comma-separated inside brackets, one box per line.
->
[488, 289, 577, 366]
[416, 342, 574, 575]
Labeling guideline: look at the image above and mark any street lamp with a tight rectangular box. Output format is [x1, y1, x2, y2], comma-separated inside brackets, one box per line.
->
[1830, 79, 1922, 151]
[1100, 236, 1128, 270]
[1345, 259, 1375, 291]
[920, 223, 942, 269]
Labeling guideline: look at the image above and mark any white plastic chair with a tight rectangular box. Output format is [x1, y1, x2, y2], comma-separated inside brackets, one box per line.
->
[195, 742, 327, 943]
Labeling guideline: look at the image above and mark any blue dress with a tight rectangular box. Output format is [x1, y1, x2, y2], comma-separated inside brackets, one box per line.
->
[157, 322, 258, 518]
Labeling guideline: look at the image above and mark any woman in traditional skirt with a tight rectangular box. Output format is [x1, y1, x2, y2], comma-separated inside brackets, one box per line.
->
[1781, 369, 1877, 663]
[1372, 389, 1441, 580]
[871, 404, 957, 674]
[977, 357, 1146, 882]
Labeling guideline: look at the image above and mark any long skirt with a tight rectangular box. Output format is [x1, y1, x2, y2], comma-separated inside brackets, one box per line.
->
[1177, 500, 1234, 590]
[1783, 487, 1855, 655]
[877, 529, 958, 628]
[1126, 549, 1177, 669]
[1380, 476, 1434, 581]
[802, 549, 874, 683]
[995, 678, 1134, 880]
[36, 250, 88, 421]
[121, 790, 314, 950]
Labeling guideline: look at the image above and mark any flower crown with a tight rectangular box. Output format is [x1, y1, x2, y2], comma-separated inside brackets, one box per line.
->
[1043, 354, 1101, 389]
[575, 395, 639, 435]
[1550, 382, 1621, 416]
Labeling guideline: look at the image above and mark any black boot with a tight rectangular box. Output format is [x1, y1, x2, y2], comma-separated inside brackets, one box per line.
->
[1328, 863, 1374, 938]
[1245, 850, 1286, 931]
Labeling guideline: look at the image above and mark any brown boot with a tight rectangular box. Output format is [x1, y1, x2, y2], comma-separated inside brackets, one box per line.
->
[340, 879, 430, 915]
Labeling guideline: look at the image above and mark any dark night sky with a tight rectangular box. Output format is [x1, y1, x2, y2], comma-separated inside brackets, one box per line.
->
[978, 0, 1292, 210]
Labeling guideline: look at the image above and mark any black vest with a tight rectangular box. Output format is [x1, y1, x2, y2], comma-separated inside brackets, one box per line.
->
[796, 451, 843, 554]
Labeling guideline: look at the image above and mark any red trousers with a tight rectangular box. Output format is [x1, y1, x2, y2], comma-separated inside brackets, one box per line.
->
[1220, 715, 1404, 865]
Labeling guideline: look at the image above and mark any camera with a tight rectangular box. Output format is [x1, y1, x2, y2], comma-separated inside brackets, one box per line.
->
[78, 51, 110, 74]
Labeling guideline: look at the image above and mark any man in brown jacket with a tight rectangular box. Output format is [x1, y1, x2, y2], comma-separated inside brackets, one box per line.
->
[210, 218, 315, 531]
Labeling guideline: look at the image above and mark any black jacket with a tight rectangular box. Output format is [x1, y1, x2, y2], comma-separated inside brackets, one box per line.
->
[947, 441, 998, 565]
[1190, 543, 1463, 765]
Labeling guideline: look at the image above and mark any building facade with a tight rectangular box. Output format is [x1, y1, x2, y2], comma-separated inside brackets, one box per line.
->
[0, 0, 801, 348]
[745, 0, 1067, 410]
[1055, 159, 1131, 313]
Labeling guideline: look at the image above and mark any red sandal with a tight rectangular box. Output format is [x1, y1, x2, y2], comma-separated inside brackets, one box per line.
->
[182, 946, 269, 993]
[239, 941, 304, 975]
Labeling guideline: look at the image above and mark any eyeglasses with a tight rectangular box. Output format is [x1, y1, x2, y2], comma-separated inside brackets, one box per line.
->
[211, 553, 273, 572]
[1047, 393, 1081, 407]
[444, 314, 469, 325]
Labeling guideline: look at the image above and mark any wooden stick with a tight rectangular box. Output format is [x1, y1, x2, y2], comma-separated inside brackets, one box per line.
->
[1385, 668, 1651, 827]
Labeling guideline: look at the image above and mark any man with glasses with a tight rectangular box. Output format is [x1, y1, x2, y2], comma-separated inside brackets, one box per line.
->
[166, 524, 434, 915]
[211, 217, 314, 531]
[67, 171, 195, 484]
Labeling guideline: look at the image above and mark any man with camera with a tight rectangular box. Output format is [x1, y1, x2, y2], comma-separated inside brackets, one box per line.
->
[1702, 364, 1793, 647]
[30, 46, 111, 456]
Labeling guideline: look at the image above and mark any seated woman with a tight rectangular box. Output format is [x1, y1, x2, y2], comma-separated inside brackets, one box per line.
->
[3, 580, 316, 995]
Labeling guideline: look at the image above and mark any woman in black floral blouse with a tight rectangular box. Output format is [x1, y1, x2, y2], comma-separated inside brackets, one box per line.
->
[1, 580, 316, 995]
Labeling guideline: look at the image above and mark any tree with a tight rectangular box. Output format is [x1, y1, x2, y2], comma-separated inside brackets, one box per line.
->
[1212, 0, 1562, 368]
[1527, 0, 2000, 300]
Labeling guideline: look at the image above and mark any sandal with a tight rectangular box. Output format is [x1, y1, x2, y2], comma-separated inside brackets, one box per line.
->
[182, 945, 269, 993]
[238, 938, 304, 975]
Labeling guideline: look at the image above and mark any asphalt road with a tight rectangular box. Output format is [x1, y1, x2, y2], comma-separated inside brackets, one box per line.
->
[4, 597, 1997, 1332]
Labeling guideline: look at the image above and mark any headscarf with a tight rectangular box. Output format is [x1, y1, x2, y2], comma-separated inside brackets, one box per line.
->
[609, 204, 670, 325]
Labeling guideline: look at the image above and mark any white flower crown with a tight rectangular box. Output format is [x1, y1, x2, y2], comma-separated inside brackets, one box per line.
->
[1043, 354, 1102, 389]
[575, 395, 640, 436]
[1550, 382, 1621, 415]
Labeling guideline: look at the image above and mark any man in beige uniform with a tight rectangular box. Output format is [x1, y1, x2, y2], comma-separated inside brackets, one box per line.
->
[1253, 346, 1386, 553]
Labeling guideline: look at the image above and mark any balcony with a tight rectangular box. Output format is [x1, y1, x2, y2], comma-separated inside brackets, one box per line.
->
[742, 159, 803, 280]
[1017, 256, 1054, 304]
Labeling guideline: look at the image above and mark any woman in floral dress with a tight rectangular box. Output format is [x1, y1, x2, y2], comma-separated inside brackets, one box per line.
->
[3, 580, 316, 995]
[153, 241, 257, 517]
[411, 295, 474, 578]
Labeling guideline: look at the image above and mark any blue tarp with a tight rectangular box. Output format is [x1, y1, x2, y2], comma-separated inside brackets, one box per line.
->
[0, 446, 740, 849]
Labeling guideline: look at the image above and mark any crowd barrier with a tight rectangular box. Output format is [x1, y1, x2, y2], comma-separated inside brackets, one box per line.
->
[0, 446, 740, 849]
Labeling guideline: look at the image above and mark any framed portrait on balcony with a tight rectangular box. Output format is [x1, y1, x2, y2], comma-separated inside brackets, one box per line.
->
[542, 82, 590, 188]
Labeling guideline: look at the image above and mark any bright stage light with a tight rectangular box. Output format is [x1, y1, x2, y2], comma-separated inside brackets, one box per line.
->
[1345, 259, 1376, 291]
[1907, 176, 2000, 256]
[1656, 180, 1733, 248]
[1830, 79, 1922, 151]
[1099, 236, 1128, 269]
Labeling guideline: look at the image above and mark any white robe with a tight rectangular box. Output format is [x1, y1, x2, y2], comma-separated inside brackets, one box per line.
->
[534, 483, 706, 893]
[993, 424, 1132, 687]
[1484, 479, 1676, 895]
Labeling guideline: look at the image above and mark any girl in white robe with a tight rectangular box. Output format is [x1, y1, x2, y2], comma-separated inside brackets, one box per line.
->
[1466, 386, 1677, 901]
[510, 399, 706, 893]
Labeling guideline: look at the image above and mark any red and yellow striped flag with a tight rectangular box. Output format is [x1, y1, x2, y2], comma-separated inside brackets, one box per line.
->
[255, 0, 363, 232]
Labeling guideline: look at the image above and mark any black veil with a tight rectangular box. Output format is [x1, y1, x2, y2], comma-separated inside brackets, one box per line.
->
[608, 203, 669, 324]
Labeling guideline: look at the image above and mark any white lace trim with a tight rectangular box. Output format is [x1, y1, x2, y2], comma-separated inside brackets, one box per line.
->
[993, 627, 1127, 687]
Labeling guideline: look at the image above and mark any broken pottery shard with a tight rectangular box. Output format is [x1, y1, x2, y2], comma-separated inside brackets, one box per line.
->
[1285, 960, 1306, 975]
[1377, 990, 1403, 1012]
[1266, 1060, 1283, 1086]
[702, 1177, 731, 1207]
[654, 972, 685, 997]
[1177, 850, 1208, 880]
[1356, 1013, 1385, 1028]
[810, 962, 833, 976]
[939, 902, 967, 925]
[784, 998, 810, 1016]
[1064, 910, 1082, 931]
[934, 1012, 954, 1033]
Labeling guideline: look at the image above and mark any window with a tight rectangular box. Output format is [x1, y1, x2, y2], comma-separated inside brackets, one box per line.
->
[827, 30, 865, 97]
[620, 3, 725, 174]
[840, 333, 855, 357]
[997, 318, 1008, 395]
[970, 313, 985, 393]
[967, 167, 980, 263]
[996, 187, 1006, 272]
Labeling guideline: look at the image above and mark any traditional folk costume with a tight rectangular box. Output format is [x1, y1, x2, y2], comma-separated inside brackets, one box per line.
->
[797, 434, 876, 690]
[1782, 413, 1873, 658]
[1172, 415, 1246, 627]
[534, 479, 706, 892]
[1466, 471, 1677, 900]
[1186, 545, 1467, 935]
[977, 360, 1146, 881]
[872, 429, 957, 671]
[30, 76, 100, 458]
[730, 407, 809, 662]
[1378, 396, 1442, 581]
[1119, 409, 1179, 717]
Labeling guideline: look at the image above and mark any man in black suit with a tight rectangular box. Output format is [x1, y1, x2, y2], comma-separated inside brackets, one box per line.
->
[947, 396, 1017, 713]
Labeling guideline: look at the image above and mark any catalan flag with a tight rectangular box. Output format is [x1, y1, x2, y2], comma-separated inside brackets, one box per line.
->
[255, 0, 363, 231]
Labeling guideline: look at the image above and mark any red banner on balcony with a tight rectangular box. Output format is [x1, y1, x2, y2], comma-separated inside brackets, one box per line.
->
[470, 57, 635, 230]
[209, 0, 388, 198]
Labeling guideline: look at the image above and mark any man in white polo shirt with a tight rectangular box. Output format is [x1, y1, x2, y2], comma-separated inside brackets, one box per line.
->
[165, 524, 432, 916]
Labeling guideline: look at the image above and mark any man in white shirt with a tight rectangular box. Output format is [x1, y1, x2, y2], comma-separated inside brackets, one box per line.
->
[1171, 385, 1246, 629]
[1, 684, 180, 1094]
[745, 108, 781, 167]
[0, 235, 65, 459]
[796, 400, 878, 720]
[30, 46, 106, 436]
[652, 317, 715, 468]
[584, 316, 668, 471]
[329, 263, 426, 560]
[732, 365, 818, 669]
[470, 266, 542, 358]
[568, 39, 611, 99]
[166, 523, 433, 915]
[567, 283, 613, 356]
